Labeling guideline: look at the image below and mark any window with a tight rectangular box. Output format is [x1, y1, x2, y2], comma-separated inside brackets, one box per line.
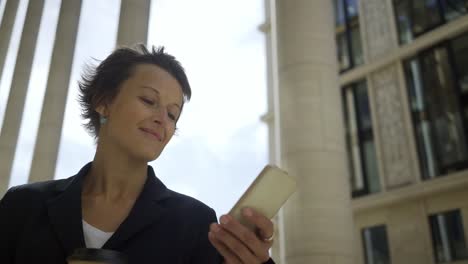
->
[404, 33, 468, 179]
[451, 33, 468, 136]
[452, 33, 468, 93]
[441, 0, 468, 21]
[412, 0, 443, 35]
[343, 80, 380, 197]
[429, 210, 468, 263]
[334, 0, 364, 72]
[362, 225, 391, 264]
[394, 0, 413, 44]
[393, 0, 467, 45]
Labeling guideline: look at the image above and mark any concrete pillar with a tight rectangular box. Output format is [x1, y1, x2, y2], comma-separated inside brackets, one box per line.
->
[28, 0, 82, 183]
[260, 0, 279, 261]
[0, 0, 20, 84]
[275, 1, 355, 263]
[0, 0, 44, 194]
[261, 0, 287, 262]
[116, 0, 151, 46]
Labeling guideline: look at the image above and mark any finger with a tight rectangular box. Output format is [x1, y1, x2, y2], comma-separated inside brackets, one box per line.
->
[210, 222, 261, 263]
[219, 215, 269, 262]
[208, 227, 241, 264]
[242, 208, 274, 242]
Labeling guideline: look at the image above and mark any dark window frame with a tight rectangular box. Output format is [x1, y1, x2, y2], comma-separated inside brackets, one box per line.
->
[446, 37, 468, 172]
[450, 33, 468, 135]
[393, 0, 468, 45]
[429, 209, 468, 263]
[361, 224, 392, 264]
[404, 33, 468, 180]
[441, 0, 468, 20]
[342, 81, 379, 197]
[335, 0, 364, 73]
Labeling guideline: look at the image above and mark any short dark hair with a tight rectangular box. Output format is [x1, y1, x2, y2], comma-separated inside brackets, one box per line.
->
[78, 44, 191, 139]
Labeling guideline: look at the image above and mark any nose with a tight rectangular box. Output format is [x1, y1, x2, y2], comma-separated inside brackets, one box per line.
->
[152, 106, 169, 125]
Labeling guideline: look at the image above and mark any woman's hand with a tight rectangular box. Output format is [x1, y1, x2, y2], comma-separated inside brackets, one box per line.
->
[208, 208, 274, 264]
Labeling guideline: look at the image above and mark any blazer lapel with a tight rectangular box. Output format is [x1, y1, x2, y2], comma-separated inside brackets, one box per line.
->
[103, 165, 171, 250]
[46, 162, 91, 257]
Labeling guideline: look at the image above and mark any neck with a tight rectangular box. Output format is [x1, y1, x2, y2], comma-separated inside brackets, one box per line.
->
[83, 136, 148, 201]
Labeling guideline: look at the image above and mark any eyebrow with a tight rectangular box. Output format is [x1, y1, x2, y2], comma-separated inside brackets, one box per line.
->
[140, 86, 181, 110]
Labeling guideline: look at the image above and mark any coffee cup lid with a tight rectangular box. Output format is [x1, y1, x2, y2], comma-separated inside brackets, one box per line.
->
[67, 248, 128, 264]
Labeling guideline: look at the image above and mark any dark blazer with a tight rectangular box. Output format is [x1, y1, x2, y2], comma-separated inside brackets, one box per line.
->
[0, 162, 275, 264]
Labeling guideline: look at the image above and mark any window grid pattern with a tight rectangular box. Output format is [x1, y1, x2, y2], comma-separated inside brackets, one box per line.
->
[404, 32, 468, 180]
[334, 0, 364, 72]
[429, 209, 468, 263]
[362, 225, 392, 264]
[342, 80, 381, 197]
[393, 0, 468, 45]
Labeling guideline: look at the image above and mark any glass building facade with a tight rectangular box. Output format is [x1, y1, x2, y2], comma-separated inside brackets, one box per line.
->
[334, 0, 468, 263]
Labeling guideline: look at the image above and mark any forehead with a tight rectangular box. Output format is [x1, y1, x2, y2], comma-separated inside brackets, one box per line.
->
[125, 63, 183, 100]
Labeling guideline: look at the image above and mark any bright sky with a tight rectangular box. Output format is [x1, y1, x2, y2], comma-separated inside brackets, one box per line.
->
[0, 0, 268, 216]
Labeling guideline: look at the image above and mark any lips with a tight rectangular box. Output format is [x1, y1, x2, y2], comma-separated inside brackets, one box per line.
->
[140, 128, 163, 141]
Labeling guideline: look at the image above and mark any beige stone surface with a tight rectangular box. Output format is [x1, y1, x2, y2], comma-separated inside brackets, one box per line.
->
[360, 0, 397, 61]
[278, 65, 346, 155]
[276, 1, 355, 263]
[426, 189, 468, 214]
[0, 0, 19, 85]
[370, 64, 415, 189]
[387, 202, 433, 264]
[332, 255, 356, 264]
[354, 186, 468, 264]
[354, 207, 388, 229]
[395, 61, 422, 184]
[28, 0, 82, 183]
[353, 225, 364, 264]
[116, 0, 151, 47]
[0, 0, 45, 194]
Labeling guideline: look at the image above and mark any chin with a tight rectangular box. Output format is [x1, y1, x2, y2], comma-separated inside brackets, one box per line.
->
[148, 152, 163, 162]
[126, 144, 163, 162]
[141, 148, 164, 162]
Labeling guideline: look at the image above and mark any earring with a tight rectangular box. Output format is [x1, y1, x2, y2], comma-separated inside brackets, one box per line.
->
[100, 115, 108, 125]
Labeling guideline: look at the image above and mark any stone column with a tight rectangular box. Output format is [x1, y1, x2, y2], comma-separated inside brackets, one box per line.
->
[116, 0, 151, 46]
[275, 1, 355, 263]
[260, 0, 282, 261]
[0, 0, 45, 194]
[0, 0, 20, 84]
[28, 0, 82, 183]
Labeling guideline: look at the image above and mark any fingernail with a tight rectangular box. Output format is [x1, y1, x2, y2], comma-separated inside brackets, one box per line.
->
[243, 208, 253, 217]
[220, 215, 230, 225]
[212, 224, 221, 232]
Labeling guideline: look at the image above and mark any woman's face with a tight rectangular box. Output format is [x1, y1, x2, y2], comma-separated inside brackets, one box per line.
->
[99, 63, 183, 161]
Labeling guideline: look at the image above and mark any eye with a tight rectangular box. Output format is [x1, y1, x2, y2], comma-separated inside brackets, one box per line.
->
[168, 112, 177, 121]
[140, 97, 155, 105]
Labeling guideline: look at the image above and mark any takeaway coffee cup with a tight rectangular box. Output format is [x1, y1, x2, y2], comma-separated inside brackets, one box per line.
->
[67, 248, 128, 264]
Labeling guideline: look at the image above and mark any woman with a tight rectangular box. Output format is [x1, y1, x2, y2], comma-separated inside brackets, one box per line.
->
[0, 45, 275, 263]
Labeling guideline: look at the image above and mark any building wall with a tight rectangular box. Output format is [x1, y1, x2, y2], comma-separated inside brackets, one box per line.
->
[265, 0, 468, 263]
[343, 0, 468, 264]
[353, 170, 468, 264]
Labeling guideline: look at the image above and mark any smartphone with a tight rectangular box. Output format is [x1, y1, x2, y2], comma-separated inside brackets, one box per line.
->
[228, 165, 296, 231]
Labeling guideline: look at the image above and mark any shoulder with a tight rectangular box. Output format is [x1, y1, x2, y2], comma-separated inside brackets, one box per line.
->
[1, 177, 73, 207]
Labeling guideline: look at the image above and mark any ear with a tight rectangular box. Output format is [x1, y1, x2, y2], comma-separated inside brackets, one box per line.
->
[95, 104, 108, 117]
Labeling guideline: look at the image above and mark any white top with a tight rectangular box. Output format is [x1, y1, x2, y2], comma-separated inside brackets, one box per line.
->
[82, 220, 114, 248]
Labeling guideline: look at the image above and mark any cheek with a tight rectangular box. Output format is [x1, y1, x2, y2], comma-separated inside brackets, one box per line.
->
[112, 101, 149, 130]
[165, 126, 176, 142]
